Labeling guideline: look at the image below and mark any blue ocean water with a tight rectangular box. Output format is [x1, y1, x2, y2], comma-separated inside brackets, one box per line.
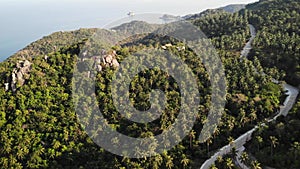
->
[0, 0, 258, 61]
[0, 1, 125, 61]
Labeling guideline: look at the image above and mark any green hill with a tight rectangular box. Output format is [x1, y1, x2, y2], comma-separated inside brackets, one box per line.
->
[219, 4, 246, 13]
[0, 1, 299, 168]
[244, 0, 300, 85]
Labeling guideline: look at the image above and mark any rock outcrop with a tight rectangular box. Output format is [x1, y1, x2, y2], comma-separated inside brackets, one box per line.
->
[90, 50, 120, 70]
[8, 60, 32, 92]
[78, 50, 120, 79]
[100, 50, 119, 68]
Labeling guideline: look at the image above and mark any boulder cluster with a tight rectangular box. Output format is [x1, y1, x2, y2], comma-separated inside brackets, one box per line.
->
[80, 50, 120, 78]
[4, 50, 120, 91]
[93, 50, 119, 73]
[161, 43, 186, 51]
[5, 60, 32, 92]
[99, 50, 120, 69]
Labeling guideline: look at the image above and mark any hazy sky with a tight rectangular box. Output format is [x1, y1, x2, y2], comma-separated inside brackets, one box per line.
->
[1, 0, 259, 17]
[0, 0, 259, 59]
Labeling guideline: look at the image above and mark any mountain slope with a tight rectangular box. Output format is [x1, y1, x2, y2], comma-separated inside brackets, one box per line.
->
[7, 29, 97, 62]
[244, 0, 300, 85]
[219, 4, 246, 13]
[0, 1, 296, 168]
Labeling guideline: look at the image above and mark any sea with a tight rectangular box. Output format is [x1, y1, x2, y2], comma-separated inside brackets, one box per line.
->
[0, 1, 125, 61]
[0, 0, 258, 61]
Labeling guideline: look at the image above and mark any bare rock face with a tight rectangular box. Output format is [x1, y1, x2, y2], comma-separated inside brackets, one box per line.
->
[99, 50, 119, 69]
[11, 70, 17, 92]
[23, 60, 31, 67]
[97, 65, 102, 72]
[95, 58, 101, 65]
[8, 60, 32, 92]
[112, 59, 120, 67]
[4, 83, 9, 91]
[105, 55, 113, 64]
[17, 72, 25, 86]
[77, 50, 119, 80]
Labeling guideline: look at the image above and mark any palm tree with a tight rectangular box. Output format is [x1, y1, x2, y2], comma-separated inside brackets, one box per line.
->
[207, 137, 213, 156]
[269, 136, 278, 157]
[189, 130, 196, 149]
[230, 147, 238, 160]
[225, 158, 234, 169]
[217, 156, 223, 164]
[238, 108, 247, 127]
[249, 110, 257, 124]
[239, 152, 249, 166]
[290, 142, 300, 161]
[255, 136, 263, 151]
[152, 155, 163, 169]
[209, 164, 218, 169]
[213, 127, 220, 141]
[180, 155, 190, 169]
[228, 136, 235, 145]
[165, 157, 174, 169]
[251, 160, 262, 169]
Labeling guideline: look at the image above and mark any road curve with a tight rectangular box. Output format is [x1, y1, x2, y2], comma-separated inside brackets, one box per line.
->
[200, 24, 299, 169]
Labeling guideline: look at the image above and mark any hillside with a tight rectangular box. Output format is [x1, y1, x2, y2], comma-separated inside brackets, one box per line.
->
[219, 4, 246, 13]
[213, 0, 300, 168]
[238, 0, 300, 168]
[183, 4, 246, 20]
[244, 0, 300, 86]
[7, 29, 97, 61]
[0, 0, 299, 168]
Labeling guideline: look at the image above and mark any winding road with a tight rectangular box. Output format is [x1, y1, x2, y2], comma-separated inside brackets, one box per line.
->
[200, 24, 299, 169]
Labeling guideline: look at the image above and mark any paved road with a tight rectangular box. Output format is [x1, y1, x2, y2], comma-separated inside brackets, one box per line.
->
[200, 24, 299, 169]
[240, 24, 256, 58]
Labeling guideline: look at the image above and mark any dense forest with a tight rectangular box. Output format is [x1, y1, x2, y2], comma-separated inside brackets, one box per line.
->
[243, 0, 300, 86]
[241, 0, 300, 168]
[0, 0, 299, 168]
[212, 0, 300, 168]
